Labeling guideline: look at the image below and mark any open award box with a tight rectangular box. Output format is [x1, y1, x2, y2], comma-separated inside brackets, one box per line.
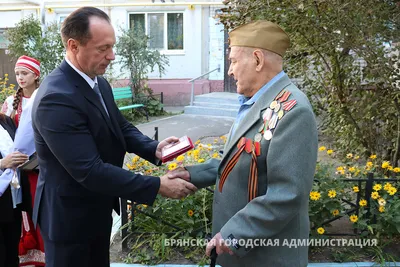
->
[161, 136, 194, 163]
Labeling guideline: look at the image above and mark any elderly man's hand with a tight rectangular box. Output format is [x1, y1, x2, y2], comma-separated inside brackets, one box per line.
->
[167, 167, 191, 182]
[206, 232, 234, 256]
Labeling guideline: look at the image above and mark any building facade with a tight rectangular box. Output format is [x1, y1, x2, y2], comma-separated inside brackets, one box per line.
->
[0, 0, 226, 105]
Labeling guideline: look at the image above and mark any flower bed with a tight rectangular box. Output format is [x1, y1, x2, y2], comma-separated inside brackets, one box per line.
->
[120, 139, 399, 265]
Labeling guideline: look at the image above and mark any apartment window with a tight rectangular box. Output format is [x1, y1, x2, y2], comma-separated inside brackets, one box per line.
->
[58, 14, 68, 24]
[129, 12, 184, 51]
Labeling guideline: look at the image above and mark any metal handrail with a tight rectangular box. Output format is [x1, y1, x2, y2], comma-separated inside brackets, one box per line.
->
[188, 64, 221, 106]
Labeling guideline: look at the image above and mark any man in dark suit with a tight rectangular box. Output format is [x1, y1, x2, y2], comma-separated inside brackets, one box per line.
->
[31, 7, 196, 267]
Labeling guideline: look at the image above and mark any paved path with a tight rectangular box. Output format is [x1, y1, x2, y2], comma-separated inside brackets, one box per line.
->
[136, 114, 235, 142]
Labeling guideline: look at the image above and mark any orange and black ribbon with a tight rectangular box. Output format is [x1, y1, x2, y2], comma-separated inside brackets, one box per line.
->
[219, 137, 246, 193]
[248, 148, 258, 202]
[219, 137, 259, 202]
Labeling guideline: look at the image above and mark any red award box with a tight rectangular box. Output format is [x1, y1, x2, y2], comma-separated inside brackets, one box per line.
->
[161, 136, 194, 163]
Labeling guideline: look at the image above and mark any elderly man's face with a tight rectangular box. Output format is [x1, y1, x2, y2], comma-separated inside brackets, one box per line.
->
[227, 47, 258, 97]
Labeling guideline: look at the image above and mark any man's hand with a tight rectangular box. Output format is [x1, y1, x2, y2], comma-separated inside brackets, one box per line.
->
[167, 167, 190, 182]
[155, 136, 180, 160]
[206, 232, 234, 256]
[158, 173, 197, 198]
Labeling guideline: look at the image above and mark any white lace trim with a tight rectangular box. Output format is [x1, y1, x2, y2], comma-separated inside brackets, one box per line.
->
[19, 248, 45, 265]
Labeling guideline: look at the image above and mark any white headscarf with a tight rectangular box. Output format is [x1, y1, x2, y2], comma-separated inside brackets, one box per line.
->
[0, 89, 37, 208]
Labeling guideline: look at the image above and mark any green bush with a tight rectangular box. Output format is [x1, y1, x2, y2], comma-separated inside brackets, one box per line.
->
[218, 0, 400, 166]
[5, 14, 64, 78]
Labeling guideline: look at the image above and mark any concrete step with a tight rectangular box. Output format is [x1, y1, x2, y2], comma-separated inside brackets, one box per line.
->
[184, 105, 238, 118]
[193, 92, 239, 105]
[192, 101, 240, 109]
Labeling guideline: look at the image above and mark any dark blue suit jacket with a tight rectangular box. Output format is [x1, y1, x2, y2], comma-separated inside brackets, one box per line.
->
[31, 60, 160, 242]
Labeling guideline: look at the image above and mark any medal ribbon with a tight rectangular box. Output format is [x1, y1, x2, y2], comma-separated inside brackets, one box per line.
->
[219, 137, 259, 202]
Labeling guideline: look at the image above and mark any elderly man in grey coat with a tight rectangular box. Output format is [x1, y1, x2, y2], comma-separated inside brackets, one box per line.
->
[170, 20, 318, 267]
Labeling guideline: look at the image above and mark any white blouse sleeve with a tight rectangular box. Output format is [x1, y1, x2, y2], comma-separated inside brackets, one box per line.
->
[1, 95, 14, 116]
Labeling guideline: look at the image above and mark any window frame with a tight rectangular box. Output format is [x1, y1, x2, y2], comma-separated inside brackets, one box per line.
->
[128, 11, 185, 55]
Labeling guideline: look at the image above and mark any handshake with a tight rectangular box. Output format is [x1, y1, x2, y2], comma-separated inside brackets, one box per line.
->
[158, 167, 195, 199]
[155, 136, 197, 199]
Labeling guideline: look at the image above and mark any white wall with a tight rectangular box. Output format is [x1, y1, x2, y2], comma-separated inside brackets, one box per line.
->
[110, 5, 205, 80]
[0, 1, 223, 81]
[0, 10, 36, 28]
[208, 16, 224, 80]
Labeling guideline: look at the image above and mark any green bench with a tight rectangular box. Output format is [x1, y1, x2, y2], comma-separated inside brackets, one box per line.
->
[112, 86, 148, 121]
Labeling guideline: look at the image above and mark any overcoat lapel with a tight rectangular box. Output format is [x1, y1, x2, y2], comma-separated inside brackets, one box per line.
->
[219, 74, 292, 170]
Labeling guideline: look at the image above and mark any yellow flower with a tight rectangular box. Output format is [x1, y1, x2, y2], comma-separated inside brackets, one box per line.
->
[359, 199, 367, 207]
[214, 138, 219, 143]
[381, 161, 390, 169]
[366, 162, 373, 168]
[371, 192, 380, 200]
[346, 153, 353, 159]
[132, 155, 140, 163]
[198, 158, 205, 163]
[379, 206, 385, 213]
[388, 165, 393, 171]
[310, 191, 321, 201]
[393, 167, 400, 173]
[317, 227, 325, 235]
[332, 209, 340, 216]
[336, 166, 345, 171]
[192, 149, 200, 157]
[187, 151, 193, 156]
[176, 155, 185, 162]
[354, 155, 360, 160]
[212, 153, 219, 158]
[353, 186, 359, 193]
[348, 167, 356, 173]
[388, 187, 397, 196]
[384, 182, 392, 191]
[369, 154, 377, 159]
[4, 73, 8, 77]
[319, 146, 326, 151]
[142, 204, 148, 208]
[349, 215, 358, 223]
[328, 190, 337, 198]
[327, 149, 334, 155]
[195, 140, 201, 145]
[168, 162, 177, 170]
[373, 184, 382, 191]
[126, 163, 134, 170]
[378, 198, 386, 206]
[188, 210, 194, 217]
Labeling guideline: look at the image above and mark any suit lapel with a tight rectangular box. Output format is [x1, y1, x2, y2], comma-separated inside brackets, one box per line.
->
[219, 74, 293, 169]
[59, 61, 120, 141]
[97, 78, 127, 150]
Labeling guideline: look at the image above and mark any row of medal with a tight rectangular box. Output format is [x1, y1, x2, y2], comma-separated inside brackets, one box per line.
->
[254, 89, 297, 142]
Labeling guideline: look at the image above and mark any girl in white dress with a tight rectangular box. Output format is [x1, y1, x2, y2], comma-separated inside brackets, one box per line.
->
[1, 55, 40, 127]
